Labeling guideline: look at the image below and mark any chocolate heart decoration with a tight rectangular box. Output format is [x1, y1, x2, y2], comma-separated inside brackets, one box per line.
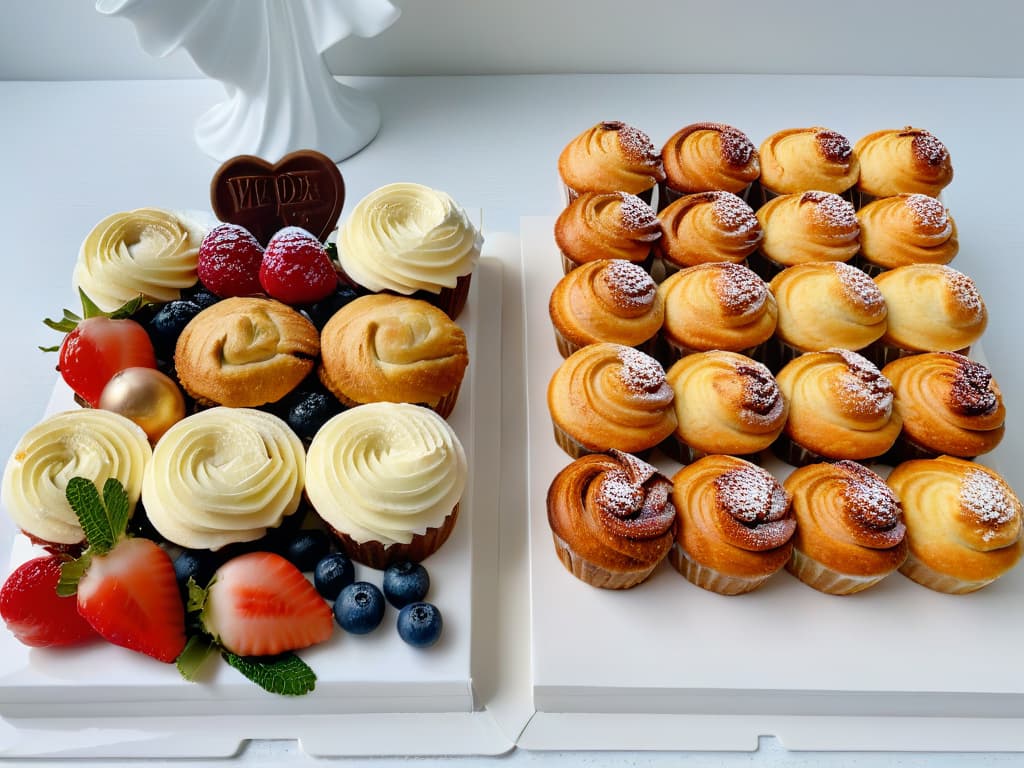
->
[210, 150, 345, 245]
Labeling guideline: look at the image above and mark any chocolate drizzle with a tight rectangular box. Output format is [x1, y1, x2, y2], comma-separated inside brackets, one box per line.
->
[815, 129, 853, 162]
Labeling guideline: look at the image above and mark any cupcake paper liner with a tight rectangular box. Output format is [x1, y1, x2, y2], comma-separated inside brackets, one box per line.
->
[898, 549, 994, 594]
[552, 532, 659, 589]
[329, 504, 460, 569]
[668, 543, 773, 595]
[786, 548, 891, 595]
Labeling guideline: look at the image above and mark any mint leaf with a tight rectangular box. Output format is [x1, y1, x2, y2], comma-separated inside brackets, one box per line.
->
[177, 635, 217, 681]
[65, 477, 115, 554]
[101, 477, 130, 542]
[222, 651, 316, 696]
[56, 552, 91, 597]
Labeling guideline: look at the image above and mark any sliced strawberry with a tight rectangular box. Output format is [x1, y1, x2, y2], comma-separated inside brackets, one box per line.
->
[201, 552, 333, 657]
[259, 227, 338, 305]
[197, 223, 265, 298]
[59, 316, 157, 407]
[76, 537, 186, 663]
[0, 556, 97, 648]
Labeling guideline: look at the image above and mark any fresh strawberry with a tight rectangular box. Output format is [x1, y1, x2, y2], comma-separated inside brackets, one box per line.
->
[0, 556, 97, 647]
[197, 223, 265, 298]
[195, 551, 333, 657]
[258, 227, 337, 305]
[58, 316, 156, 407]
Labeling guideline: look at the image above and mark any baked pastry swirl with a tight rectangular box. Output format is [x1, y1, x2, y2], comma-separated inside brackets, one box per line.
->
[74, 208, 205, 312]
[319, 294, 468, 417]
[547, 450, 675, 589]
[670, 455, 796, 595]
[661, 122, 760, 198]
[756, 191, 860, 270]
[887, 457, 1022, 593]
[554, 192, 661, 273]
[857, 194, 958, 273]
[883, 353, 1005, 459]
[547, 343, 676, 458]
[757, 127, 859, 197]
[854, 127, 953, 199]
[558, 121, 665, 200]
[784, 461, 907, 594]
[655, 191, 763, 272]
[142, 408, 305, 551]
[2, 410, 151, 548]
[174, 297, 320, 407]
[548, 259, 663, 357]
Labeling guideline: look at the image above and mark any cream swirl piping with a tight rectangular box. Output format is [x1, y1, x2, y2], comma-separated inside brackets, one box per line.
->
[142, 408, 305, 550]
[305, 403, 467, 546]
[2, 410, 151, 545]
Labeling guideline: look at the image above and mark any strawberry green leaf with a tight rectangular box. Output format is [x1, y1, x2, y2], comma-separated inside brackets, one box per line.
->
[78, 289, 106, 320]
[56, 552, 91, 597]
[325, 241, 339, 262]
[41, 291, 149, 351]
[38, 344, 61, 353]
[186, 576, 209, 614]
[177, 635, 217, 681]
[222, 651, 317, 696]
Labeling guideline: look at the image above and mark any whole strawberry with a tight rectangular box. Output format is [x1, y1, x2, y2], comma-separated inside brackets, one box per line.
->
[0, 556, 97, 647]
[259, 227, 337, 305]
[197, 223, 264, 298]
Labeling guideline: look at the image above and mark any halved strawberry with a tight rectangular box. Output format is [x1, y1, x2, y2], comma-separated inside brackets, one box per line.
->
[0, 556, 97, 648]
[197, 552, 333, 657]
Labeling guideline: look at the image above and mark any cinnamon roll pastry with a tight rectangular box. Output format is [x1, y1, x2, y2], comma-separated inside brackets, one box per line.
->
[883, 353, 1005, 460]
[670, 455, 796, 595]
[549, 259, 663, 358]
[655, 191, 763, 273]
[784, 461, 907, 594]
[547, 343, 676, 458]
[174, 297, 319, 407]
[661, 122, 760, 201]
[857, 194, 958, 274]
[558, 121, 665, 203]
[774, 349, 901, 465]
[873, 264, 987, 361]
[658, 263, 777, 361]
[887, 457, 1022, 593]
[757, 127, 859, 200]
[854, 127, 953, 201]
[547, 450, 675, 589]
[319, 294, 468, 418]
[755, 192, 860, 274]
[664, 352, 788, 462]
[554, 191, 661, 274]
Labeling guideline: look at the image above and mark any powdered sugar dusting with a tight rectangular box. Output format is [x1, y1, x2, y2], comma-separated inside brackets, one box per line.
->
[961, 469, 1019, 528]
[616, 192, 659, 231]
[947, 355, 998, 416]
[716, 125, 755, 166]
[943, 267, 984, 315]
[906, 128, 949, 166]
[714, 465, 788, 523]
[736, 362, 785, 424]
[596, 451, 676, 539]
[715, 263, 768, 314]
[815, 129, 853, 162]
[904, 194, 949, 230]
[616, 346, 667, 394]
[608, 122, 659, 164]
[711, 192, 759, 232]
[596, 468, 645, 517]
[802, 191, 858, 229]
[602, 260, 656, 308]
[836, 460, 900, 529]
[829, 349, 894, 413]
[833, 262, 886, 312]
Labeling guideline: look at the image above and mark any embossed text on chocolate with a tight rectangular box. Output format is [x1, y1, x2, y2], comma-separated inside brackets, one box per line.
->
[226, 171, 322, 214]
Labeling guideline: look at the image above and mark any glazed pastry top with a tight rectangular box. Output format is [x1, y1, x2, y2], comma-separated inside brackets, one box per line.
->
[661, 122, 760, 195]
[758, 127, 860, 195]
[854, 127, 953, 198]
[555, 191, 661, 266]
[857, 193, 958, 270]
[558, 121, 666, 195]
[656, 191, 763, 269]
[757, 191, 860, 267]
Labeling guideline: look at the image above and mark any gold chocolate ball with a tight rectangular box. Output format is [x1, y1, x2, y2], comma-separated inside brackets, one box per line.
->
[98, 367, 186, 443]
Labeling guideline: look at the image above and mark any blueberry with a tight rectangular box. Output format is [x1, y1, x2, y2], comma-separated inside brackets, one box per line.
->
[284, 529, 332, 572]
[148, 300, 203, 355]
[314, 552, 355, 600]
[334, 582, 385, 634]
[304, 285, 360, 330]
[182, 283, 221, 309]
[285, 391, 341, 440]
[396, 602, 443, 648]
[382, 561, 430, 608]
[173, 549, 220, 595]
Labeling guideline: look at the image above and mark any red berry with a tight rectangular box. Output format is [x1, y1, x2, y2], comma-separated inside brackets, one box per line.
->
[197, 223, 265, 298]
[259, 227, 338, 305]
[0, 556, 97, 647]
[76, 537, 186, 663]
[59, 317, 157, 407]
[201, 552, 333, 657]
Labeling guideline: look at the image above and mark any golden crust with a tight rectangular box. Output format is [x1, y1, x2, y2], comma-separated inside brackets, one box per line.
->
[656, 191, 763, 269]
[554, 191, 660, 267]
[758, 127, 860, 195]
[857, 194, 958, 270]
[854, 127, 953, 198]
[757, 191, 860, 268]
[558, 121, 665, 196]
[174, 297, 319, 407]
[661, 123, 760, 195]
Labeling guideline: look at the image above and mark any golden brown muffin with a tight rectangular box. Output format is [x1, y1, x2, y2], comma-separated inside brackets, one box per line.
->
[670, 455, 796, 595]
[549, 259, 663, 358]
[658, 263, 777, 361]
[873, 264, 987, 360]
[887, 457, 1022, 593]
[883, 353, 1005, 460]
[547, 343, 677, 459]
[661, 122, 760, 201]
[774, 349, 902, 465]
[319, 295, 468, 418]
[757, 127, 859, 198]
[554, 191, 661, 274]
[547, 450, 676, 589]
[655, 191, 763, 273]
[854, 127, 953, 200]
[664, 352, 788, 462]
[175, 297, 319, 407]
[558, 121, 665, 202]
[857, 194, 958, 274]
[785, 461, 907, 594]
[756, 191, 860, 273]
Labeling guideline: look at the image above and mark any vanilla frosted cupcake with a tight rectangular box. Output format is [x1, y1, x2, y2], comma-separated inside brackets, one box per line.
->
[142, 408, 305, 551]
[655, 191, 763, 274]
[757, 127, 859, 203]
[754, 191, 860, 276]
[2, 410, 152, 549]
[854, 127, 953, 203]
[74, 207, 206, 312]
[306, 403, 467, 568]
[554, 192, 661, 274]
[558, 121, 665, 204]
[660, 122, 760, 203]
[856, 194, 958, 275]
[336, 182, 483, 318]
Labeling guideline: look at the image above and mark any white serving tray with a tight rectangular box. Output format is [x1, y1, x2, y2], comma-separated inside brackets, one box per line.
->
[519, 215, 1024, 752]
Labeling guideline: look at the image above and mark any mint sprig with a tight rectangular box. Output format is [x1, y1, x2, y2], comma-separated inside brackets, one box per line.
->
[222, 651, 317, 696]
[58, 476, 131, 594]
[176, 635, 218, 681]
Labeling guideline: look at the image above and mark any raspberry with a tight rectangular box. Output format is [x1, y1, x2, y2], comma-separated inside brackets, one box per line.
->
[197, 223, 264, 298]
[259, 227, 338, 306]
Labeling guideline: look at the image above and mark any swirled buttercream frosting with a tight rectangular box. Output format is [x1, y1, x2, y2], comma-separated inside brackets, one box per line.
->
[336, 182, 482, 295]
[305, 403, 467, 547]
[2, 410, 151, 546]
[141, 408, 305, 550]
[73, 208, 206, 311]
